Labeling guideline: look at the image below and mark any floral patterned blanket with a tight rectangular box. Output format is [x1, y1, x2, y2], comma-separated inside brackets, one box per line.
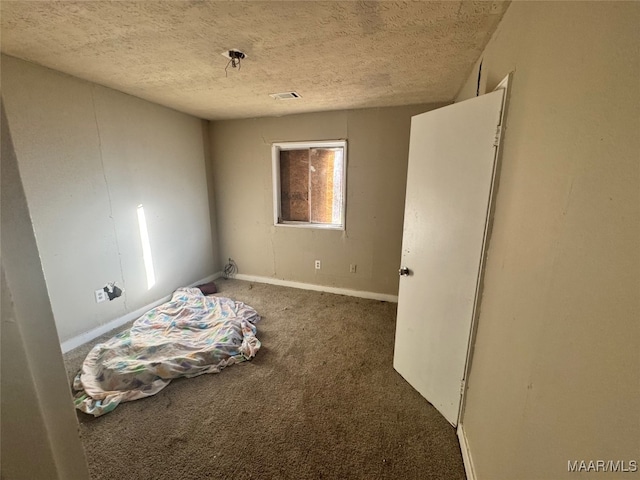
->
[73, 288, 261, 416]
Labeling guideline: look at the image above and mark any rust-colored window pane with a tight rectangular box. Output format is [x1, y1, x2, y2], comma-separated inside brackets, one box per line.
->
[278, 145, 344, 226]
[279, 149, 309, 222]
[310, 148, 336, 224]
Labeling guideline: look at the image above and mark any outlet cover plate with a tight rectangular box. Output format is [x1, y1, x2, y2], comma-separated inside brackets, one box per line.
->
[95, 289, 107, 303]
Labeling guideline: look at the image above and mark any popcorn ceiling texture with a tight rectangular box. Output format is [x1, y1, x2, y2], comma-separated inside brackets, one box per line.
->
[0, 1, 509, 120]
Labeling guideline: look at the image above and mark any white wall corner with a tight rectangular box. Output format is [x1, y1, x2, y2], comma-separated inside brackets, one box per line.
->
[457, 424, 476, 480]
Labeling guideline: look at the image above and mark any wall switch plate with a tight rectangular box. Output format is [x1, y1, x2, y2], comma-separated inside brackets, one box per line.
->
[95, 289, 107, 303]
[314, 260, 321, 270]
[350, 264, 357, 273]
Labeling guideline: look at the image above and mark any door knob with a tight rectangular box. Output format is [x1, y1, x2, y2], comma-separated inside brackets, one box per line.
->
[399, 267, 410, 276]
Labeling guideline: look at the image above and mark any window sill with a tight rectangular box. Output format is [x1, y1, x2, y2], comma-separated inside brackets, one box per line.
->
[274, 222, 345, 231]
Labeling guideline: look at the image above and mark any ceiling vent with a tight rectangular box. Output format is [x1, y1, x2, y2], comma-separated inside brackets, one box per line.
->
[269, 92, 302, 100]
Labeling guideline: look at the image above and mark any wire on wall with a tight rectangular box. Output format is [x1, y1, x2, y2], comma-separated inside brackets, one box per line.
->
[223, 258, 238, 279]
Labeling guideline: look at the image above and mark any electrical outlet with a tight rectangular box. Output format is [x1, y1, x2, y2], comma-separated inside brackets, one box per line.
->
[95, 289, 107, 303]
[350, 264, 357, 273]
[314, 260, 321, 270]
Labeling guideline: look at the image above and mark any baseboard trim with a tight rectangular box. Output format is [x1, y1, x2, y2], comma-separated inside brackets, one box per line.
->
[62, 272, 396, 353]
[232, 273, 399, 303]
[60, 272, 223, 353]
[457, 424, 476, 480]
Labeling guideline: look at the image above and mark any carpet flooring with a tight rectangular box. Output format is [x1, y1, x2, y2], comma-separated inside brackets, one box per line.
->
[64, 279, 466, 480]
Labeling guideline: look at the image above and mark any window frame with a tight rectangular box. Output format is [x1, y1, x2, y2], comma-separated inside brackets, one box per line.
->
[271, 140, 348, 230]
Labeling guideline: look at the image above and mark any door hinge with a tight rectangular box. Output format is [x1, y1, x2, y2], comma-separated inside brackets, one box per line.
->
[460, 379, 466, 396]
[493, 125, 502, 147]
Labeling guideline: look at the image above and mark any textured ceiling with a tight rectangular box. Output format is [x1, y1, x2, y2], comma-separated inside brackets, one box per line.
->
[0, 1, 509, 120]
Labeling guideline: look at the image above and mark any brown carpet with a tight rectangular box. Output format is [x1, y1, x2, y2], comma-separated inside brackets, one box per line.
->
[64, 279, 465, 480]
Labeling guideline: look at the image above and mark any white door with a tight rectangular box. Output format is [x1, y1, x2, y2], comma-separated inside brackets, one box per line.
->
[393, 89, 505, 426]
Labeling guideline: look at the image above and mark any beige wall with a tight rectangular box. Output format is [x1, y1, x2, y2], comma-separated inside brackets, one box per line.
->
[210, 104, 445, 296]
[1, 55, 218, 342]
[456, 3, 640, 479]
[1, 103, 90, 480]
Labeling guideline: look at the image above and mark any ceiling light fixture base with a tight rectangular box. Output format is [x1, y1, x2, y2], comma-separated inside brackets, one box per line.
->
[221, 49, 246, 75]
[221, 49, 246, 61]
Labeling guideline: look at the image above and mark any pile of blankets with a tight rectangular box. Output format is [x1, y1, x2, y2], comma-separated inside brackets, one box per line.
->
[73, 287, 261, 416]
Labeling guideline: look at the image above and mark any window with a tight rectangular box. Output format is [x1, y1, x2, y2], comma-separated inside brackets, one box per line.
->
[272, 140, 347, 230]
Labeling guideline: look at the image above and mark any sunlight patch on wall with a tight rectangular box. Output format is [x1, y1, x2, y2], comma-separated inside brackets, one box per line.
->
[136, 204, 156, 289]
